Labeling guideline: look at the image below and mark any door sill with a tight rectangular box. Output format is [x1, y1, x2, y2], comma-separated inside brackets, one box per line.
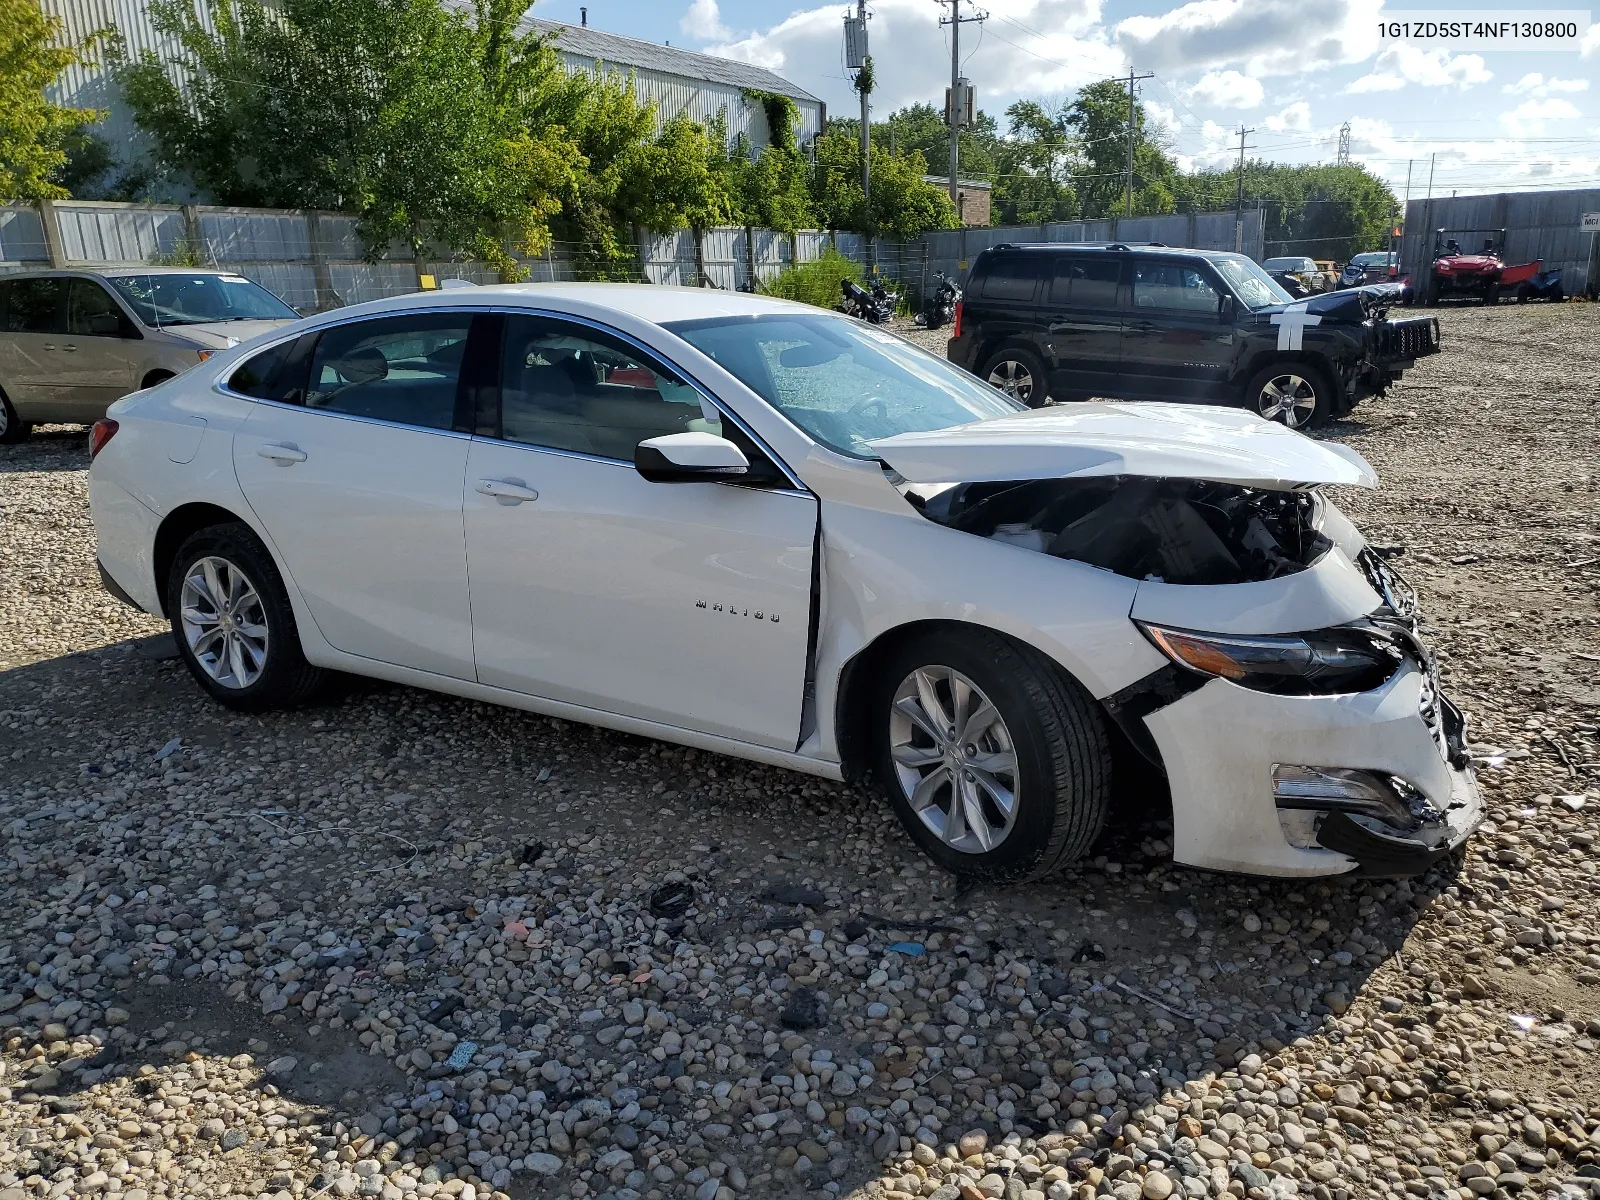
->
[306, 646, 845, 781]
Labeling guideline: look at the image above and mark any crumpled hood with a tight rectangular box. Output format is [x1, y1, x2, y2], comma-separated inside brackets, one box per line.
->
[1255, 286, 1396, 324]
[160, 318, 294, 349]
[869, 403, 1378, 491]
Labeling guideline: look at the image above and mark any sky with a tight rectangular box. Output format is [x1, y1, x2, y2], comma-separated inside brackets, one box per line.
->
[532, 0, 1600, 198]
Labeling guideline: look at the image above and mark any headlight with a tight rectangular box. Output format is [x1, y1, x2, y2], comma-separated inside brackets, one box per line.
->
[1138, 622, 1402, 695]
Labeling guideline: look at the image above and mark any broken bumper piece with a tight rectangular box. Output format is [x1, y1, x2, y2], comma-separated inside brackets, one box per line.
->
[1141, 662, 1482, 878]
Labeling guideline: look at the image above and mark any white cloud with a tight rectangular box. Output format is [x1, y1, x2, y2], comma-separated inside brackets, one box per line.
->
[1263, 101, 1312, 133]
[679, 0, 730, 42]
[1187, 69, 1263, 109]
[1584, 22, 1600, 56]
[1502, 72, 1589, 96]
[1500, 97, 1583, 136]
[1115, 0, 1380, 78]
[1345, 45, 1491, 93]
[707, 0, 1123, 116]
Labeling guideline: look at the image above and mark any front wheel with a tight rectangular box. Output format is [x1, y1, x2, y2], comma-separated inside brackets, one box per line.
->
[872, 629, 1112, 883]
[1245, 361, 1333, 429]
[167, 522, 326, 711]
[0, 393, 31, 445]
[979, 346, 1049, 407]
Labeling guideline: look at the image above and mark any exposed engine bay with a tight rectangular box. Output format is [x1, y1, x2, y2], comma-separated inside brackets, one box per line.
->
[909, 476, 1331, 585]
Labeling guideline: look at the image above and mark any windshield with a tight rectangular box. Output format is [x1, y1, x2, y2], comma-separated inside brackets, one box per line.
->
[1263, 257, 1313, 272]
[1212, 254, 1293, 309]
[106, 273, 297, 328]
[1353, 252, 1394, 267]
[665, 312, 1021, 458]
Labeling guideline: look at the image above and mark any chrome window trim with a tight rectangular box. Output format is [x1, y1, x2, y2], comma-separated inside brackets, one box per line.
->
[214, 302, 811, 495]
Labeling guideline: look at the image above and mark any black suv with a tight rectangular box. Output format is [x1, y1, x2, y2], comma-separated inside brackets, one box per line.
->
[947, 243, 1439, 427]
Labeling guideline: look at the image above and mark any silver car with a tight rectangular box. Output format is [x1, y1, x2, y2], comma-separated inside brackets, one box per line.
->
[0, 267, 297, 442]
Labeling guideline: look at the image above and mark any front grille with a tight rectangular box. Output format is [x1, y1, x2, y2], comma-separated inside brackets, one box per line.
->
[1359, 548, 1418, 618]
[1374, 316, 1440, 360]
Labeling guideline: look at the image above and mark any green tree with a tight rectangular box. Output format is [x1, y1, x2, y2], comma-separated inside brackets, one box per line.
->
[120, 0, 585, 276]
[1063, 78, 1176, 219]
[812, 123, 959, 239]
[1175, 162, 1398, 261]
[615, 114, 733, 232]
[0, 0, 104, 201]
[723, 92, 815, 233]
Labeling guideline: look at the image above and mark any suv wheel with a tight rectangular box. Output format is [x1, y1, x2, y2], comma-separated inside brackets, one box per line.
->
[167, 523, 326, 711]
[980, 347, 1048, 407]
[872, 629, 1112, 883]
[1246, 362, 1332, 429]
[0, 393, 31, 445]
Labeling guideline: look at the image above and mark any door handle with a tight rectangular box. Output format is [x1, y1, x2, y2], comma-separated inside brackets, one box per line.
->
[1127, 321, 1159, 333]
[476, 478, 539, 504]
[257, 443, 307, 464]
[59, 344, 78, 352]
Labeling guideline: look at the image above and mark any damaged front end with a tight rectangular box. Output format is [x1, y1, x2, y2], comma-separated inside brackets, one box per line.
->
[912, 475, 1330, 586]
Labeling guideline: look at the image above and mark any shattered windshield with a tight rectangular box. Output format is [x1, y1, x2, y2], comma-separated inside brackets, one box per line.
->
[1212, 255, 1294, 309]
[665, 312, 1021, 458]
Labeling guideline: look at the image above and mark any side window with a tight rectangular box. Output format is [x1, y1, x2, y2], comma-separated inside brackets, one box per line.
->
[305, 313, 471, 431]
[68, 280, 128, 337]
[1132, 263, 1221, 314]
[5, 278, 64, 334]
[1049, 258, 1121, 307]
[498, 316, 720, 461]
[229, 334, 314, 403]
[977, 255, 1041, 302]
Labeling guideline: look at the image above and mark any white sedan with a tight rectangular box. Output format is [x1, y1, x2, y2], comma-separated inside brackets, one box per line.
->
[87, 285, 1480, 882]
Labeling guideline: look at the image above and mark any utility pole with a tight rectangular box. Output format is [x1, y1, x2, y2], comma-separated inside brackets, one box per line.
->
[1122, 68, 1155, 218]
[941, 0, 986, 206]
[857, 0, 869, 201]
[843, 5, 870, 199]
[1232, 124, 1254, 253]
[1335, 121, 1351, 167]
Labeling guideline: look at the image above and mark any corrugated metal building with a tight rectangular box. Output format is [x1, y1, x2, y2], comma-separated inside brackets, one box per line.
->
[35, 2, 825, 177]
[527, 19, 825, 153]
[1401, 188, 1600, 297]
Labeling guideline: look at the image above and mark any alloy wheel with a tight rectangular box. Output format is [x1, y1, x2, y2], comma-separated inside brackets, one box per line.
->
[887, 665, 1020, 854]
[1257, 373, 1318, 428]
[986, 359, 1036, 404]
[179, 556, 270, 689]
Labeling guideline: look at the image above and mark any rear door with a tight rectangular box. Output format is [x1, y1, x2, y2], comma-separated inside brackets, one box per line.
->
[1120, 258, 1236, 400]
[0, 277, 68, 413]
[969, 252, 1045, 375]
[1040, 252, 1125, 397]
[231, 310, 480, 680]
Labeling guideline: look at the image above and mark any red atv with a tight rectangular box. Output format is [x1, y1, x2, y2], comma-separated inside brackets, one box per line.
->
[1421, 227, 1539, 306]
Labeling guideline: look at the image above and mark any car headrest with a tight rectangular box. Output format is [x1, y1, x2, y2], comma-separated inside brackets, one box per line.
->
[336, 346, 389, 385]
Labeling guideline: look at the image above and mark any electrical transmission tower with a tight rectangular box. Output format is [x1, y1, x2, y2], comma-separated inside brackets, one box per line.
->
[1336, 122, 1351, 167]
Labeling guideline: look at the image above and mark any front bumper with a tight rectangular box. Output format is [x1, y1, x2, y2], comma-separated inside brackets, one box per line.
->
[1143, 662, 1481, 877]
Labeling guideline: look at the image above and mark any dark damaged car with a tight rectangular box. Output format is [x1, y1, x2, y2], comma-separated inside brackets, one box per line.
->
[947, 243, 1440, 428]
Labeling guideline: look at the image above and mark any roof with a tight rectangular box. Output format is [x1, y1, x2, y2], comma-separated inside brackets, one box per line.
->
[0, 266, 258, 279]
[921, 175, 993, 191]
[980, 243, 1240, 258]
[529, 20, 822, 106]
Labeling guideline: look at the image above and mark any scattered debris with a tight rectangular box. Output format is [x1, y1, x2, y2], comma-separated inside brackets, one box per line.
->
[520, 841, 548, 865]
[887, 941, 926, 957]
[1072, 941, 1107, 963]
[779, 987, 824, 1031]
[446, 1041, 478, 1070]
[423, 995, 464, 1026]
[648, 880, 694, 918]
[154, 737, 182, 761]
[762, 883, 827, 906]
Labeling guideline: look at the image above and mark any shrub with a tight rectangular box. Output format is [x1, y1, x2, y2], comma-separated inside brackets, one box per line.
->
[759, 249, 862, 310]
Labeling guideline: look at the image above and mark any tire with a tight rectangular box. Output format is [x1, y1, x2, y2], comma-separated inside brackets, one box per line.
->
[0, 392, 31, 445]
[979, 345, 1049, 407]
[1483, 284, 1499, 306]
[166, 522, 325, 711]
[872, 628, 1113, 883]
[1244, 361, 1334, 429]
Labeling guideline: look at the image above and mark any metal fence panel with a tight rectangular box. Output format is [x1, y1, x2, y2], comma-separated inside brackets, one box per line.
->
[1402, 189, 1600, 296]
[201, 209, 313, 264]
[0, 207, 49, 266]
[55, 203, 185, 263]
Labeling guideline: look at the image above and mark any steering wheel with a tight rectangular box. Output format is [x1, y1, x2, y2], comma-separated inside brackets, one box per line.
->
[847, 397, 889, 423]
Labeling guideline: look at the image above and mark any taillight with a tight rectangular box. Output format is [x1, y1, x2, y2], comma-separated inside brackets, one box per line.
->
[89, 418, 119, 461]
[951, 299, 963, 339]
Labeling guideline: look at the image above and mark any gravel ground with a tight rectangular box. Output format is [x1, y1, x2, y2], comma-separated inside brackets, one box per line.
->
[1, 301, 1598, 1200]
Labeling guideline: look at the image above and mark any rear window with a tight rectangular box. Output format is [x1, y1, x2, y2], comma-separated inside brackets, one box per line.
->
[2, 277, 63, 334]
[229, 335, 313, 403]
[976, 255, 1043, 302]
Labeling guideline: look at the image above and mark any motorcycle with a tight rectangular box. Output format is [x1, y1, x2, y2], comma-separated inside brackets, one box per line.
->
[837, 278, 894, 324]
[914, 272, 961, 329]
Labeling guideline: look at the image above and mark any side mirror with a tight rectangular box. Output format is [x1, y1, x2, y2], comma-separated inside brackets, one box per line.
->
[1218, 293, 1236, 322]
[635, 432, 749, 483]
[88, 313, 122, 336]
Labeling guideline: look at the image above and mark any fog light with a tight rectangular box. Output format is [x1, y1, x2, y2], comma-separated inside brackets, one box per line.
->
[1271, 765, 1416, 829]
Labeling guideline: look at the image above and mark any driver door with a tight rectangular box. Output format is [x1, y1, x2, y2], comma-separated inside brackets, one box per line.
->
[463, 314, 818, 750]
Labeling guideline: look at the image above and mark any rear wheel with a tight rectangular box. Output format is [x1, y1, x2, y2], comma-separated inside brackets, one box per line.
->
[167, 523, 325, 711]
[1245, 361, 1333, 429]
[872, 629, 1112, 883]
[980, 346, 1049, 407]
[0, 393, 31, 445]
